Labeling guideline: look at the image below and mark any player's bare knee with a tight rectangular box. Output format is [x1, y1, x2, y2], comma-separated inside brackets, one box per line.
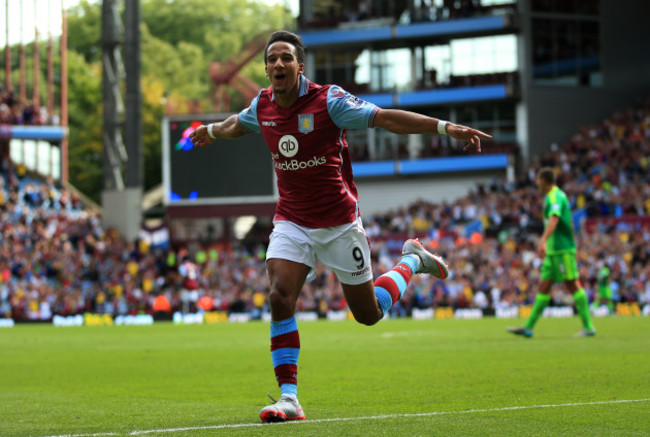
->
[359, 317, 380, 326]
[268, 288, 286, 308]
[353, 311, 381, 326]
[268, 286, 295, 311]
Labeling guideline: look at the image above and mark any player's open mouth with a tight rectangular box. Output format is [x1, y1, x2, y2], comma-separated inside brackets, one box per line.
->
[274, 74, 286, 81]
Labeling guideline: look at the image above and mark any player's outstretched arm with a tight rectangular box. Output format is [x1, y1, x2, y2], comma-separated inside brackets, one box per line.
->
[189, 114, 250, 147]
[373, 108, 492, 153]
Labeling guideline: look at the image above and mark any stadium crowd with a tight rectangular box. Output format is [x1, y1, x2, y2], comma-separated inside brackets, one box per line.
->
[0, 88, 58, 126]
[1, 101, 650, 321]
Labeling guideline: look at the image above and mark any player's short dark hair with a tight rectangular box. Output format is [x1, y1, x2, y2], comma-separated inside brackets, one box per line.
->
[264, 30, 305, 65]
[537, 167, 555, 184]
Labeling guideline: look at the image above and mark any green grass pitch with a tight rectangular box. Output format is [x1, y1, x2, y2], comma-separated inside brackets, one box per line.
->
[1, 316, 649, 436]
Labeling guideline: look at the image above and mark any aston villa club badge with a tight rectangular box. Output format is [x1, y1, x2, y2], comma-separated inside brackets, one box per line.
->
[298, 114, 314, 134]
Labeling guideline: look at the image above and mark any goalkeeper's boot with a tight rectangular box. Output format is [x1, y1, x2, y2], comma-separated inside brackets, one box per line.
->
[573, 328, 596, 338]
[260, 394, 305, 423]
[402, 239, 449, 279]
[507, 326, 533, 338]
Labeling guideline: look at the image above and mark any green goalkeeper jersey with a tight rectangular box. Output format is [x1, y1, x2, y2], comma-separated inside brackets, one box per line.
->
[543, 186, 576, 254]
[597, 266, 611, 288]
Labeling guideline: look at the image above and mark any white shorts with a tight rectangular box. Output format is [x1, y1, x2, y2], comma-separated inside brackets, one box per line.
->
[266, 217, 373, 285]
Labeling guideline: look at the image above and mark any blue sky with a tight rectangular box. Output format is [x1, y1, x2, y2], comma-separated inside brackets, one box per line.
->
[0, 0, 81, 46]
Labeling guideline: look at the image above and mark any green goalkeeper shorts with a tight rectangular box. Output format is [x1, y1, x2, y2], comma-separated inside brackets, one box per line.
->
[598, 285, 612, 299]
[541, 252, 579, 283]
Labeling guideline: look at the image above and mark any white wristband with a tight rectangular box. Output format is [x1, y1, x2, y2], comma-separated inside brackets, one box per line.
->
[207, 123, 216, 139]
[437, 120, 448, 135]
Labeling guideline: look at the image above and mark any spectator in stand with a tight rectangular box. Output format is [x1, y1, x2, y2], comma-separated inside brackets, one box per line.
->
[178, 254, 200, 314]
[0, 90, 58, 126]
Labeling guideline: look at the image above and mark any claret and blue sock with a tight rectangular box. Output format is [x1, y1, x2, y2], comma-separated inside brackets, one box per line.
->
[373, 255, 419, 316]
[270, 316, 300, 397]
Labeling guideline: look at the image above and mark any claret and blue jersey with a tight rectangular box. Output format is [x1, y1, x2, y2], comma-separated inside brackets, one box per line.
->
[237, 75, 379, 229]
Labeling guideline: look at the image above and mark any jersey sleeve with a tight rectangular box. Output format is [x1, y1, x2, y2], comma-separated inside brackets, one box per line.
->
[597, 268, 609, 280]
[326, 85, 380, 129]
[237, 91, 262, 133]
[547, 191, 562, 217]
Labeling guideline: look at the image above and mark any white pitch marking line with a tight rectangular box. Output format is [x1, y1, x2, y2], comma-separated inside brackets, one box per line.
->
[41, 398, 650, 437]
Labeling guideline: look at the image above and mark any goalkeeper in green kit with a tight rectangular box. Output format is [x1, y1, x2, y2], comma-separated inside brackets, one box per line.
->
[597, 262, 614, 314]
[508, 167, 596, 338]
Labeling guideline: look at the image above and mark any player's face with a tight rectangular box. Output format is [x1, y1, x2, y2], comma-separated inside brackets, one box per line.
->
[265, 42, 304, 96]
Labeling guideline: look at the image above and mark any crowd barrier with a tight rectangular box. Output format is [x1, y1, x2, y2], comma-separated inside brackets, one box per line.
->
[0, 303, 647, 328]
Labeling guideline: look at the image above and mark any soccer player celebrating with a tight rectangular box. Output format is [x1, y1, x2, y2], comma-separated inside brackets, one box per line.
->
[190, 30, 491, 422]
[508, 167, 596, 338]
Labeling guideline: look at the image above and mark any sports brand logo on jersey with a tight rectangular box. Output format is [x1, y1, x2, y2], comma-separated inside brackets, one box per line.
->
[351, 266, 371, 277]
[279, 135, 299, 157]
[345, 96, 364, 109]
[298, 114, 314, 134]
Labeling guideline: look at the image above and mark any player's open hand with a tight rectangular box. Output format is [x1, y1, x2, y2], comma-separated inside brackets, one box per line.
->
[446, 123, 492, 153]
[189, 125, 212, 147]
